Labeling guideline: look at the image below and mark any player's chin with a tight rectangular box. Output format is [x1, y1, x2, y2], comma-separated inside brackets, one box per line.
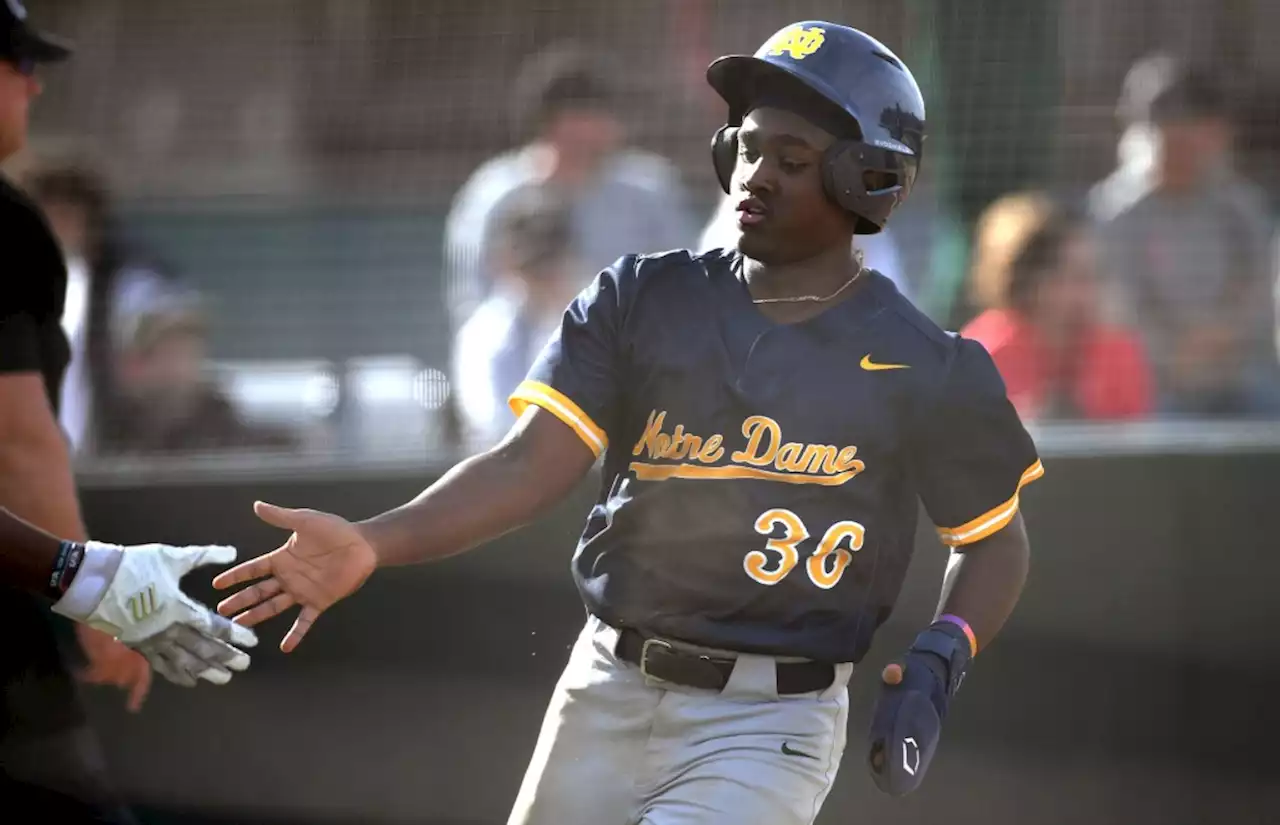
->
[0, 122, 24, 159]
[735, 226, 785, 262]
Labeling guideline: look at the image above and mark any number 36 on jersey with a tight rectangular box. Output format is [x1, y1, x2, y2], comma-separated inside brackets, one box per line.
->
[746, 509, 865, 589]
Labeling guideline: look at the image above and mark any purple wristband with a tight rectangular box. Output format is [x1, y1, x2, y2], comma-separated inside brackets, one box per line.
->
[938, 614, 978, 657]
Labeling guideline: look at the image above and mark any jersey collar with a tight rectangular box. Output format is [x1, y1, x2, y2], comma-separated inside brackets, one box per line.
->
[716, 249, 896, 342]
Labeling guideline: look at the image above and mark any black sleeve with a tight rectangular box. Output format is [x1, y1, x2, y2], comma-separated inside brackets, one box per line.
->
[0, 190, 59, 375]
[909, 336, 1043, 547]
[0, 309, 44, 375]
[507, 256, 633, 458]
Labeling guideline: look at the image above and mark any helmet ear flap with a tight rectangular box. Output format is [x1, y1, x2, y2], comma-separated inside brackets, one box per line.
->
[711, 125, 739, 195]
[820, 141, 864, 224]
[821, 140, 913, 234]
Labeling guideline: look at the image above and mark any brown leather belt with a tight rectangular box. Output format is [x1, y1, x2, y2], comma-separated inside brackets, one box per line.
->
[615, 627, 835, 695]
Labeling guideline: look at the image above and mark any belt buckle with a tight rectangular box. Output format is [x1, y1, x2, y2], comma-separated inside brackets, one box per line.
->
[640, 637, 674, 682]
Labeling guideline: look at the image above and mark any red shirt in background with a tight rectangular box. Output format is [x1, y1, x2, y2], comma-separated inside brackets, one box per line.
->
[961, 309, 1153, 421]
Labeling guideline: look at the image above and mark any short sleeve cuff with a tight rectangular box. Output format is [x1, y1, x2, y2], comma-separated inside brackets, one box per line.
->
[935, 459, 1044, 547]
[508, 380, 608, 458]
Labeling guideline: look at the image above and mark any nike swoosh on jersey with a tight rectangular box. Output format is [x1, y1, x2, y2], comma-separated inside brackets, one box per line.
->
[860, 354, 910, 371]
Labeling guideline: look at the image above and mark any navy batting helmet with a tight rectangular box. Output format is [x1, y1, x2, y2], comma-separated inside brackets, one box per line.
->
[707, 22, 926, 234]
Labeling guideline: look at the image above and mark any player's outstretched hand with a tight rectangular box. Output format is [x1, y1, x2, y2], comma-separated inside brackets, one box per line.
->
[53, 541, 260, 696]
[213, 501, 377, 653]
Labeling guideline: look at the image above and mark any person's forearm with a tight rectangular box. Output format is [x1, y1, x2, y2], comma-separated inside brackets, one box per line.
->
[0, 430, 88, 543]
[358, 437, 581, 568]
[0, 507, 66, 594]
[933, 514, 1030, 651]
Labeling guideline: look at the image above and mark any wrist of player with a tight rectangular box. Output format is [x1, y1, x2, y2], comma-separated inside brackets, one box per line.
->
[52, 540, 170, 638]
[910, 615, 976, 699]
[51, 541, 259, 687]
[354, 519, 392, 569]
[48, 540, 122, 616]
[357, 508, 448, 569]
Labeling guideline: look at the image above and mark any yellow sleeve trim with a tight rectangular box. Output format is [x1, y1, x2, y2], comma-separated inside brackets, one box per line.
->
[935, 459, 1044, 547]
[508, 380, 608, 458]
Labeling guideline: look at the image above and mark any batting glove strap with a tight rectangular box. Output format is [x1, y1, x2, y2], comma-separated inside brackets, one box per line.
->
[50, 541, 124, 618]
[908, 621, 973, 700]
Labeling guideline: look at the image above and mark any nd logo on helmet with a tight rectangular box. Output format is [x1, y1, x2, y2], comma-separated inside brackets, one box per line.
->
[764, 26, 826, 60]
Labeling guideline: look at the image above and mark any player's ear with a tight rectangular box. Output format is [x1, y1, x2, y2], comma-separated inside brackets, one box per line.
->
[711, 125, 739, 194]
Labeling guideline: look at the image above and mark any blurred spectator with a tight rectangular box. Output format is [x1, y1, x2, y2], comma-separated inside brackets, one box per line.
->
[94, 287, 298, 455]
[451, 186, 582, 447]
[443, 41, 695, 333]
[1089, 54, 1280, 417]
[20, 157, 176, 453]
[697, 192, 914, 301]
[967, 192, 1056, 316]
[963, 194, 1153, 422]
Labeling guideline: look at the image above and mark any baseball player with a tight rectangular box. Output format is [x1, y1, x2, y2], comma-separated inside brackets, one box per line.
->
[1, 3, 259, 817]
[215, 22, 1040, 824]
[0, 0, 256, 693]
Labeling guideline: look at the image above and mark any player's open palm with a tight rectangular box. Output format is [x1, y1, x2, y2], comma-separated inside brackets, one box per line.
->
[212, 501, 377, 652]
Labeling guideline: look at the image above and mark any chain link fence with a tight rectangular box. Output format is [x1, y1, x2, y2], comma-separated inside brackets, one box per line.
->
[10, 0, 1280, 468]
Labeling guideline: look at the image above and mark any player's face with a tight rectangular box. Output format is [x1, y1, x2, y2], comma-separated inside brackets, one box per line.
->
[122, 328, 206, 404]
[0, 59, 40, 161]
[1033, 230, 1099, 328]
[1155, 116, 1230, 191]
[731, 107, 852, 264]
[547, 107, 623, 169]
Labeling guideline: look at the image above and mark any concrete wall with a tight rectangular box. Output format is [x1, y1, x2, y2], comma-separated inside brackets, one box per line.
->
[72, 445, 1280, 824]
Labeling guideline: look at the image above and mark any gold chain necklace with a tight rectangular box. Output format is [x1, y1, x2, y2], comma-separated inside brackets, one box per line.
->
[750, 265, 865, 305]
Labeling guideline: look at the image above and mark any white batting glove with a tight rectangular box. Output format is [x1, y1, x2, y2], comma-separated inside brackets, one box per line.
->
[52, 541, 259, 688]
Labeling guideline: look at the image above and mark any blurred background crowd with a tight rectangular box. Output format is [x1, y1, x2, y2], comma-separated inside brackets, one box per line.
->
[9, 0, 1280, 465]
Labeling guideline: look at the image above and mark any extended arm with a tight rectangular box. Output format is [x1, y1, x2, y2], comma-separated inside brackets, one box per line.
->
[216, 262, 631, 651]
[362, 406, 598, 567]
[0, 486, 260, 691]
[213, 407, 598, 651]
[0, 342, 254, 696]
